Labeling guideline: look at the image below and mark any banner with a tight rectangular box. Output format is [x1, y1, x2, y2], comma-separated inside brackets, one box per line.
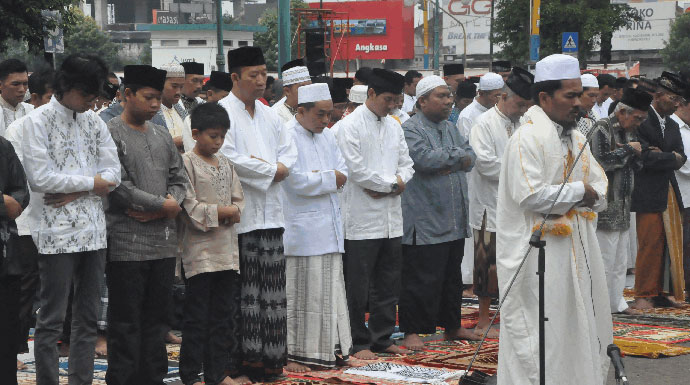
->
[442, 0, 501, 56]
[610, 1, 676, 51]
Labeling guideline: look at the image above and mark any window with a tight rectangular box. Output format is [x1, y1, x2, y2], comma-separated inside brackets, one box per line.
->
[160, 40, 179, 47]
[188, 40, 207, 46]
[223, 40, 233, 47]
[238, 40, 249, 47]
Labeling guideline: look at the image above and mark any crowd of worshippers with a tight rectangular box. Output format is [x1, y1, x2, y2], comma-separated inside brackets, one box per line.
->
[1, 45, 690, 385]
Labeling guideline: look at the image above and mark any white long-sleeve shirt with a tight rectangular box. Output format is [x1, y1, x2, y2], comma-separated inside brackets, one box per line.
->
[219, 92, 298, 234]
[457, 98, 490, 138]
[468, 106, 519, 232]
[672, 114, 690, 208]
[21, 97, 121, 254]
[402, 93, 416, 114]
[336, 104, 415, 240]
[283, 118, 348, 256]
[0, 95, 33, 137]
[3, 115, 32, 236]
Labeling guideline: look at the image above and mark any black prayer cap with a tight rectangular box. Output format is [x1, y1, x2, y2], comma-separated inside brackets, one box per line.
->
[207, 71, 232, 92]
[281, 58, 305, 73]
[181, 61, 204, 75]
[468, 77, 480, 84]
[492, 60, 511, 73]
[102, 80, 118, 100]
[227, 46, 266, 69]
[443, 64, 464, 76]
[505, 67, 534, 100]
[331, 78, 351, 103]
[456, 80, 477, 99]
[355, 67, 373, 85]
[368, 68, 405, 95]
[615, 76, 627, 89]
[620, 87, 653, 111]
[123, 65, 167, 92]
[656, 71, 688, 96]
[597, 74, 616, 88]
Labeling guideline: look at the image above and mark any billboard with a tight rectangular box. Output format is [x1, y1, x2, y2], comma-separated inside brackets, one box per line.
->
[610, 1, 676, 51]
[442, 0, 500, 56]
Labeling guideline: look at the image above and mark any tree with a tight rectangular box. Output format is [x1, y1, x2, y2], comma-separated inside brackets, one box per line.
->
[661, 13, 690, 72]
[253, 0, 307, 71]
[0, 0, 77, 52]
[493, 0, 638, 66]
[60, 9, 122, 71]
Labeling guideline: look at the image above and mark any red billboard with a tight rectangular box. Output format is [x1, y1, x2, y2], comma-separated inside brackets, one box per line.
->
[308, 0, 415, 60]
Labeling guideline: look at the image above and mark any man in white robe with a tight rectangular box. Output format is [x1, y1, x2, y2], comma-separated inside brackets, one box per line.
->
[496, 54, 613, 385]
[0, 59, 33, 137]
[283, 83, 353, 372]
[272, 65, 311, 123]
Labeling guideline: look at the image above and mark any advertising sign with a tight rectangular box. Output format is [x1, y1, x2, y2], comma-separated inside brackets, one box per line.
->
[610, 1, 675, 51]
[42, 10, 64, 54]
[306, 19, 388, 36]
[442, 0, 500, 56]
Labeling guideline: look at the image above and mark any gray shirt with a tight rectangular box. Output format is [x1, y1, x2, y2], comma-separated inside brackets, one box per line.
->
[106, 116, 189, 261]
[401, 112, 476, 245]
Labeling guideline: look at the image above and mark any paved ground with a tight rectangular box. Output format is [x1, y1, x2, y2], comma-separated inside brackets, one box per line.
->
[605, 343, 690, 385]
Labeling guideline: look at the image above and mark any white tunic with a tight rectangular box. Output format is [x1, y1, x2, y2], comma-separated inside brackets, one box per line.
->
[456, 98, 490, 138]
[272, 101, 296, 123]
[0, 95, 33, 137]
[468, 106, 519, 232]
[283, 118, 348, 256]
[496, 105, 612, 385]
[21, 97, 121, 254]
[335, 104, 415, 240]
[402, 93, 416, 114]
[592, 97, 613, 121]
[672, 113, 690, 208]
[218, 92, 298, 234]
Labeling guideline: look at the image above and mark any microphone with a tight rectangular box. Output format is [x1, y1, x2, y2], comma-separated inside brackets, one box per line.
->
[607, 344, 629, 385]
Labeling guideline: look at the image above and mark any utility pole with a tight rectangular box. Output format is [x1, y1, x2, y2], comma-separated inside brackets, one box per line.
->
[278, 0, 291, 76]
[489, 0, 495, 71]
[433, 0, 440, 75]
[216, 0, 225, 71]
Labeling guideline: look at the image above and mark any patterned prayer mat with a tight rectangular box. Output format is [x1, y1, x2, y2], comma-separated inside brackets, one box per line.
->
[402, 340, 499, 375]
[614, 339, 690, 359]
[613, 321, 690, 344]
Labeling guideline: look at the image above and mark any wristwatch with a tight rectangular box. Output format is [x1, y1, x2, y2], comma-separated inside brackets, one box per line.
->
[390, 182, 399, 193]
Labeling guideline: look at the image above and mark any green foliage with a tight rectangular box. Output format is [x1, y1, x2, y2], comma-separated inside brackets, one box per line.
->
[493, 0, 638, 66]
[661, 13, 690, 72]
[139, 41, 153, 66]
[61, 9, 122, 71]
[0, 0, 77, 52]
[253, 0, 307, 71]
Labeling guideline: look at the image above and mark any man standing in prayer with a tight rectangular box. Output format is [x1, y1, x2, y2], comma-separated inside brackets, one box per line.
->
[0, 59, 32, 137]
[496, 54, 612, 385]
[336, 68, 415, 360]
[631, 72, 687, 309]
[22, 54, 121, 385]
[105, 65, 188, 385]
[443, 64, 465, 92]
[457, 72, 504, 138]
[592, 74, 616, 120]
[329, 78, 351, 127]
[180, 61, 206, 112]
[273, 59, 307, 108]
[672, 92, 690, 302]
[282, 83, 353, 372]
[591, 88, 652, 315]
[577, 74, 600, 136]
[468, 67, 533, 338]
[402, 70, 422, 115]
[491, 61, 512, 81]
[204, 71, 233, 103]
[158, 63, 194, 152]
[272, 65, 312, 123]
[448, 80, 476, 125]
[398, 75, 476, 351]
[219, 46, 298, 382]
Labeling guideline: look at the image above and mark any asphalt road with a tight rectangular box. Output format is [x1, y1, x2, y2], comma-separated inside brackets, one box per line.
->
[606, 344, 690, 385]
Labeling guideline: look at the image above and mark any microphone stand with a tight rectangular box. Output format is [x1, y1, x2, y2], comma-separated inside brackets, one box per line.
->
[460, 124, 599, 385]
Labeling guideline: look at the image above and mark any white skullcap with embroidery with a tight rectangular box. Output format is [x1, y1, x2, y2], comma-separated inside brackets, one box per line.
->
[478, 72, 505, 91]
[415, 75, 448, 97]
[580, 74, 599, 89]
[160, 63, 185, 78]
[349, 85, 368, 104]
[283, 66, 311, 86]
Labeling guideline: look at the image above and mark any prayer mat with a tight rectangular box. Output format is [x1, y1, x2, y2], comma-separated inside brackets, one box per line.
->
[401, 340, 499, 375]
[613, 321, 690, 344]
[344, 363, 465, 384]
[614, 339, 690, 359]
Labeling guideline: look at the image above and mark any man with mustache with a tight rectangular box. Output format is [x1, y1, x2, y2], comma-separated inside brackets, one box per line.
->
[495, 54, 612, 385]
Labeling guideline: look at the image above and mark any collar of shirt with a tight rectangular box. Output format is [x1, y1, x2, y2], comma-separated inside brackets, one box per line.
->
[671, 113, 689, 130]
[226, 91, 262, 116]
[474, 98, 490, 113]
[49, 96, 79, 119]
[0, 95, 20, 111]
[493, 106, 516, 135]
[284, 102, 297, 116]
[363, 104, 384, 122]
[650, 105, 666, 131]
[417, 111, 443, 131]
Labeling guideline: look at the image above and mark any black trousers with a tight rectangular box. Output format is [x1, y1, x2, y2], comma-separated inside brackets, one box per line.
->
[106, 258, 176, 385]
[399, 240, 464, 334]
[0, 273, 20, 385]
[180, 270, 239, 385]
[7, 234, 40, 353]
[343, 237, 402, 353]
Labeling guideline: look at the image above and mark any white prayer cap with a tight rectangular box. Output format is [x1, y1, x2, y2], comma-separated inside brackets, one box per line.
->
[416, 75, 448, 97]
[160, 63, 185, 78]
[534, 54, 581, 83]
[283, 66, 311, 86]
[580, 74, 599, 89]
[478, 72, 505, 91]
[349, 85, 368, 104]
[298, 83, 331, 104]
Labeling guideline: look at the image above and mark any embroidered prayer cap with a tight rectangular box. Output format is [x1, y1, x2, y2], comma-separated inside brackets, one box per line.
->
[355, 67, 374, 85]
[615, 76, 628, 89]
[160, 63, 185, 78]
[181, 61, 204, 75]
[656, 71, 688, 96]
[597, 73, 616, 88]
[227, 46, 266, 69]
[492, 60, 511, 73]
[124, 65, 167, 91]
[349, 85, 369, 104]
[298, 83, 332, 104]
[368, 68, 405, 95]
[534, 54, 581, 83]
[331, 78, 352, 103]
[580, 74, 599, 89]
[620, 87, 653, 112]
[506, 67, 534, 100]
[443, 64, 464, 76]
[281, 58, 305, 73]
[456, 80, 477, 99]
[207, 71, 232, 92]
[416, 75, 449, 98]
[283, 66, 311, 86]
[478, 72, 505, 91]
